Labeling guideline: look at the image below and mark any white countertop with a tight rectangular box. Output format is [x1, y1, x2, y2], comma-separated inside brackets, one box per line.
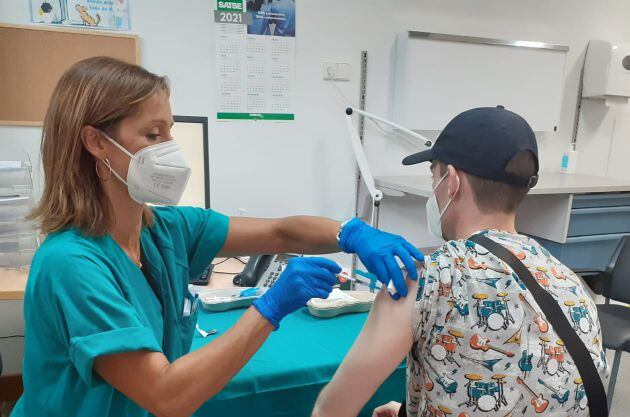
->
[376, 173, 630, 198]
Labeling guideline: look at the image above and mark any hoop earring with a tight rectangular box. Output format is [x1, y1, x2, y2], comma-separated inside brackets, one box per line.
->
[95, 158, 112, 182]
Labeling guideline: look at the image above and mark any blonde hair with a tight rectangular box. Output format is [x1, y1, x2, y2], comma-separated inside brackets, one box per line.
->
[28, 56, 170, 236]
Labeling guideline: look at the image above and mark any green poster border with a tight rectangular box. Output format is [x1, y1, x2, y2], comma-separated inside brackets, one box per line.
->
[217, 113, 295, 121]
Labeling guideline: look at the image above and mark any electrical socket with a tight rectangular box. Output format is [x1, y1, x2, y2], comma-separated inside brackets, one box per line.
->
[322, 62, 351, 81]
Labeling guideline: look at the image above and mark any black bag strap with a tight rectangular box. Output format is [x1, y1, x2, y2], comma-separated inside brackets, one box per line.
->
[398, 400, 407, 417]
[469, 233, 608, 417]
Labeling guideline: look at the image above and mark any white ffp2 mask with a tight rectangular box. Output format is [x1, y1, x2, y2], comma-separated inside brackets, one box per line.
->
[426, 171, 459, 241]
[101, 131, 191, 206]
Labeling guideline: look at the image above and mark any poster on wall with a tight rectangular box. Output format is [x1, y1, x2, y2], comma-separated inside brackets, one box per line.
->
[215, 0, 296, 121]
[29, 0, 131, 31]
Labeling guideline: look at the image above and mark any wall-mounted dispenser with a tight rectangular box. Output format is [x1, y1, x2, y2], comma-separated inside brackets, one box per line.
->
[583, 40, 630, 105]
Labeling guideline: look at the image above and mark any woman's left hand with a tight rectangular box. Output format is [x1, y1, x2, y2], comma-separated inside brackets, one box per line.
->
[372, 401, 402, 417]
[337, 218, 424, 297]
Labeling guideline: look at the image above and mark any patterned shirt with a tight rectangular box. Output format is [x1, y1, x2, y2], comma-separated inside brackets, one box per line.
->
[406, 230, 608, 417]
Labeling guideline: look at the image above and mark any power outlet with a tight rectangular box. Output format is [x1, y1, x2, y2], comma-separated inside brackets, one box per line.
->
[322, 62, 351, 81]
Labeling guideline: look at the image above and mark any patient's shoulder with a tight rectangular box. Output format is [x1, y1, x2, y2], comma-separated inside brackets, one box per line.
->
[428, 241, 460, 259]
[426, 240, 473, 270]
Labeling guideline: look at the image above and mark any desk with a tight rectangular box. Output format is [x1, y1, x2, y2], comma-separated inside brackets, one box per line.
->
[0, 269, 28, 301]
[191, 308, 405, 417]
[376, 173, 630, 271]
[0, 269, 27, 377]
[206, 257, 244, 288]
[377, 173, 630, 198]
[0, 255, 244, 301]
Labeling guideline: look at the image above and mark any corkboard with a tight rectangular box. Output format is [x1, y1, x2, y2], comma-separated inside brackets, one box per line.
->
[0, 23, 139, 126]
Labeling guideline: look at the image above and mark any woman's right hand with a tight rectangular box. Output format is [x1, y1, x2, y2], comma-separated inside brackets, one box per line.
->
[253, 257, 341, 329]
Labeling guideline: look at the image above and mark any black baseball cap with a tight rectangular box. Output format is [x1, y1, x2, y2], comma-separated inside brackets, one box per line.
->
[402, 106, 539, 188]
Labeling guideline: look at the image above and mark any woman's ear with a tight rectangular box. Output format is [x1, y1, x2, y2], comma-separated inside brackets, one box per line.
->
[80, 126, 108, 160]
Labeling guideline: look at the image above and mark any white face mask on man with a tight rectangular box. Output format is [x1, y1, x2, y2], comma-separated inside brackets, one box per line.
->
[99, 131, 191, 206]
[426, 170, 460, 241]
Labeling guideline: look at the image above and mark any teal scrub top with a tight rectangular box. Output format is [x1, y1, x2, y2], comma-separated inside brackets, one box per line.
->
[11, 206, 229, 417]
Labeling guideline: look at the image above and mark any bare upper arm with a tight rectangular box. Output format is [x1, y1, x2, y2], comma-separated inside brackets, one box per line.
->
[313, 277, 419, 417]
[95, 350, 169, 414]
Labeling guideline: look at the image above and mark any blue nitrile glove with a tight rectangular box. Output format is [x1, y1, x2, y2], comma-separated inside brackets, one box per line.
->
[338, 218, 425, 298]
[253, 257, 341, 329]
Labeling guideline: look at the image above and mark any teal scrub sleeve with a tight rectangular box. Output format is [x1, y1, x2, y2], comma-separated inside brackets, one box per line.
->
[160, 206, 229, 278]
[40, 255, 163, 387]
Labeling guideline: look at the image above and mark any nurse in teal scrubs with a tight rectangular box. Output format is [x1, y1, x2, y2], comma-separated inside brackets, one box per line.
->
[11, 57, 423, 417]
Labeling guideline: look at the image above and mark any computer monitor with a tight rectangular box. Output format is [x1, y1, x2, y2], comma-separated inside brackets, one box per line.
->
[172, 116, 210, 209]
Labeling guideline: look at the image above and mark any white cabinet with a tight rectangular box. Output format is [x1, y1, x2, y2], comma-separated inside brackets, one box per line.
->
[390, 32, 569, 132]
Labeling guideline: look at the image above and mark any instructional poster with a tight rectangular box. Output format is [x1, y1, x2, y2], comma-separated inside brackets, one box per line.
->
[215, 0, 296, 121]
[30, 0, 130, 31]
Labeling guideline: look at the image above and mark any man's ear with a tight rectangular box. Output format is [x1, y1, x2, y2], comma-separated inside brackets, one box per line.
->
[445, 164, 460, 198]
[80, 126, 108, 160]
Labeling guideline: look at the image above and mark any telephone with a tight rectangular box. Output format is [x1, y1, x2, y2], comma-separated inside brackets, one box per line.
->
[232, 254, 297, 288]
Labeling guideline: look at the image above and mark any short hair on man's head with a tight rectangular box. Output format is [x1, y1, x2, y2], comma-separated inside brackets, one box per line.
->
[434, 151, 537, 214]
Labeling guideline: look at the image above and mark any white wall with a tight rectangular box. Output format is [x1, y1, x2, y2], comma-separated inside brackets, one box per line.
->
[2, 0, 630, 230]
[351, 0, 630, 243]
[2, 0, 630, 373]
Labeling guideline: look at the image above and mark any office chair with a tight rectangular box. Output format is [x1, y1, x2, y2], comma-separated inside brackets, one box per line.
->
[592, 236, 630, 411]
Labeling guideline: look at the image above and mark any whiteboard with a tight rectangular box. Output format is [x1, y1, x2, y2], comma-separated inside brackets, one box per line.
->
[390, 32, 569, 131]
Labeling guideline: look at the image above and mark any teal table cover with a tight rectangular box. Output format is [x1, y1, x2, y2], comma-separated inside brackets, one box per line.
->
[192, 307, 406, 417]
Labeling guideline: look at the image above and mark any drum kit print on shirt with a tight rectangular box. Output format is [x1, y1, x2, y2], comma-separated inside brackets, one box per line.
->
[407, 231, 606, 416]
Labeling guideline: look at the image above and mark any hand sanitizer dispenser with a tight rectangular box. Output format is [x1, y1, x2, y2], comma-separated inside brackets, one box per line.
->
[583, 40, 630, 104]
